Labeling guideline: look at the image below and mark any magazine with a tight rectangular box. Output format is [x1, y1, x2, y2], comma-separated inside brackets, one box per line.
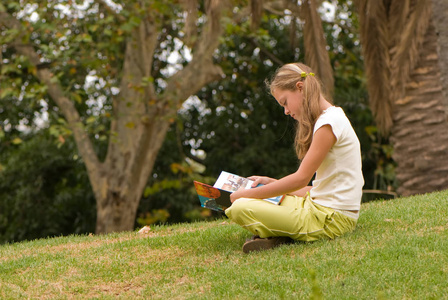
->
[194, 171, 285, 212]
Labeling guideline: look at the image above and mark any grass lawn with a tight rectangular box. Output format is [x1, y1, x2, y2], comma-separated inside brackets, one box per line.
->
[1, 190, 447, 299]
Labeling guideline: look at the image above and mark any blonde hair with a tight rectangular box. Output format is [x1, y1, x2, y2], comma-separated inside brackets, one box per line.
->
[266, 63, 328, 160]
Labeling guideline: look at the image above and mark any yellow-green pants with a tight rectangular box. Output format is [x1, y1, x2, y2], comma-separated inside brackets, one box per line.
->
[225, 194, 358, 242]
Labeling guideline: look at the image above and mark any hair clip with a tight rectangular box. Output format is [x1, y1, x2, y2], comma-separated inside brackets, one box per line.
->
[300, 72, 315, 78]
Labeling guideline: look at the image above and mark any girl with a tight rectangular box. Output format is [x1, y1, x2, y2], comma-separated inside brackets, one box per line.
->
[226, 63, 364, 253]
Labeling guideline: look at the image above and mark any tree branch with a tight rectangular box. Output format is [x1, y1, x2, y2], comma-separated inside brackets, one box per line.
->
[249, 38, 284, 65]
[185, 151, 205, 165]
[163, 1, 225, 105]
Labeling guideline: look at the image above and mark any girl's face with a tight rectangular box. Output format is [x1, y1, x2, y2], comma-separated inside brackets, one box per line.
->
[272, 84, 304, 121]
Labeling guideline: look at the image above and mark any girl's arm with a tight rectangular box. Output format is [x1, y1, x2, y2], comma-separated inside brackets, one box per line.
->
[248, 176, 311, 197]
[249, 177, 312, 197]
[289, 186, 313, 197]
[230, 125, 336, 202]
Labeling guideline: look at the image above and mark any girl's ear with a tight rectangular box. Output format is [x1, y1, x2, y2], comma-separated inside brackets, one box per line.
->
[296, 81, 303, 91]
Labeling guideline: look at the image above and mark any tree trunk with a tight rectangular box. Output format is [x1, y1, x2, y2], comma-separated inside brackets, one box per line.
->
[89, 10, 224, 234]
[390, 22, 448, 196]
[431, 0, 448, 114]
[94, 119, 171, 233]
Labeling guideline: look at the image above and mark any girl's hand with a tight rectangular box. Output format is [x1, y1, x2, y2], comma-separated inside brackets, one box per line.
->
[247, 176, 276, 188]
[230, 176, 277, 203]
[230, 187, 246, 203]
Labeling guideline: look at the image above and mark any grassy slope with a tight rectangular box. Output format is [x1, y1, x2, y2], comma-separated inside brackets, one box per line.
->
[0, 190, 447, 299]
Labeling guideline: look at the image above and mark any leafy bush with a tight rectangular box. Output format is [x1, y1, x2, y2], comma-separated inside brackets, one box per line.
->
[0, 132, 96, 244]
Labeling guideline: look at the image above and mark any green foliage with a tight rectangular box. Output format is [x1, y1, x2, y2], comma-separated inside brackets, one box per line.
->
[0, 190, 447, 298]
[181, 12, 300, 180]
[137, 123, 221, 225]
[136, 209, 170, 226]
[0, 0, 124, 161]
[364, 125, 397, 192]
[0, 131, 95, 244]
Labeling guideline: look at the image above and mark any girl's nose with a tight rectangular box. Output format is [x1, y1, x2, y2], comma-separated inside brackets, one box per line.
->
[284, 107, 290, 115]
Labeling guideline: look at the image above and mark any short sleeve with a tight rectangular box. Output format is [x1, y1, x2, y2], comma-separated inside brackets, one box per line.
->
[314, 107, 344, 141]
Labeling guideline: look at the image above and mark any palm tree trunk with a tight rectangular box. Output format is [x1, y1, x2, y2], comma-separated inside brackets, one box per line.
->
[431, 0, 448, 113]
[390, 22, 448, 196]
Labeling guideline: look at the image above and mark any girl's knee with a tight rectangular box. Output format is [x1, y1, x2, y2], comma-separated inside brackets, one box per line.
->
[225, 198, 254, 220]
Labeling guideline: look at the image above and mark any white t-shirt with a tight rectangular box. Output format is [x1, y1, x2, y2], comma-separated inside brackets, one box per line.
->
[309, 106, 364, 211]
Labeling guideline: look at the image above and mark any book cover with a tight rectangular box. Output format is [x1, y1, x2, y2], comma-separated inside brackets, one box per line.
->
[194, 171, 285, 212]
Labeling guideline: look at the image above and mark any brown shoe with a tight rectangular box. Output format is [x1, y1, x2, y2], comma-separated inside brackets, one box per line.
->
[245, 235, 261, 242]
[242, 236, 293, 253]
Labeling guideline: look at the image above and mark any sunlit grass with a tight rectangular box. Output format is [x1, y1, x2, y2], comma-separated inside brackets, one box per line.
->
[1, 190, 447, 299]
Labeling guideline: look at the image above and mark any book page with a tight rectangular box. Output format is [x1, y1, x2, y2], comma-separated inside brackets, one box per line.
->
[213, 171, 253, 192]
[211, 171, 285, 205]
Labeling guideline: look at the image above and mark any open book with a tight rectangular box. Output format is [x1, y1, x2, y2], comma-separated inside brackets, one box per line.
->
[194, 171, 285, 212]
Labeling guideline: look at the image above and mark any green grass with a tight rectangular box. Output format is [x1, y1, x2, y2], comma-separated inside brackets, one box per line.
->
[1, 190, 447, 299]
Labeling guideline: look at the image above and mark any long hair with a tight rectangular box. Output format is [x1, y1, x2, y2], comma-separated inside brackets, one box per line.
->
[266, 63, 328, 160]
